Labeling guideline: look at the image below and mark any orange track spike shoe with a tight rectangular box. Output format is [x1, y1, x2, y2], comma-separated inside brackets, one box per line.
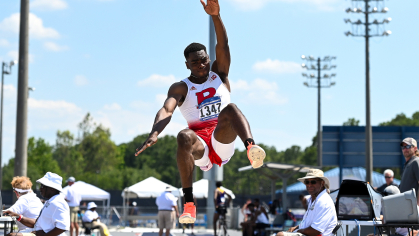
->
[247, 141, 266, 169]
[179, 202, 196, 224]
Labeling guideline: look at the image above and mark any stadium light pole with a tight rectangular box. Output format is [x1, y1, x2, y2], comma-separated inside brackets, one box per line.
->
[1, 60, 16, 188]
[344, 0, 391, 185]
[301, 55, 337, 167]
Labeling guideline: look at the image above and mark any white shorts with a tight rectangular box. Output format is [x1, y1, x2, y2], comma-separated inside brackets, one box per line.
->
[194, 132, 235, 167]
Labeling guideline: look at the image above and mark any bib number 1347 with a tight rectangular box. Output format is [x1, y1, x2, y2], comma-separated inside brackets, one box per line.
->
[199, 96, 222, 121]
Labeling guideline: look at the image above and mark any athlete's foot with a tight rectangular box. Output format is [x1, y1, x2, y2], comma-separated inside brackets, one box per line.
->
[200, 162, 213, 171]
[247, 142, 266, 169]
[179, 202, 196, 224]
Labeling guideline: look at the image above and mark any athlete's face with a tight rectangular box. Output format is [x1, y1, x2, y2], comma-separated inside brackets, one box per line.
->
[185, 50, 211, 78]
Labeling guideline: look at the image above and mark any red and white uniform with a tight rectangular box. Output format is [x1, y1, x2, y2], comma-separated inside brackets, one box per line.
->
[179, 71, 233, 166]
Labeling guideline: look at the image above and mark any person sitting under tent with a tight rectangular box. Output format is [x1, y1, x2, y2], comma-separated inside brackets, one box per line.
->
[276, 169, 337, 236]
[4, 172, 70, 236]
[82, 202, 111, 236]
[5, 176, 44, 235]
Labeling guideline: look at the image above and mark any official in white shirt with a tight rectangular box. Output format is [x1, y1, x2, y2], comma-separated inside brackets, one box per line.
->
[156, 187, 179, 236]
[82, 202, 111, 236]
[4, 172, 70, 236]
[276, 169, 337, 236]
[64, 177, 81, 236]
[6, 176, 43, 234]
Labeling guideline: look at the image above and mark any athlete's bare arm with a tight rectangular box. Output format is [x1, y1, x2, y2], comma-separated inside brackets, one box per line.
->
[200, 0, 231, 92]
[135, 82, 187, 156]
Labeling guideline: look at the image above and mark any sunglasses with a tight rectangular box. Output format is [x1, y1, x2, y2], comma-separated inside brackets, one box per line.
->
[304, 180, 318, 185]
[385, 176, 392, 179]
[401, 145, 413, 150]
[40, 184, 45, 189]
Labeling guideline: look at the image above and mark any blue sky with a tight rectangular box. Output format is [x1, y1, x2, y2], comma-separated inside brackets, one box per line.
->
[0, 0, 418, 165]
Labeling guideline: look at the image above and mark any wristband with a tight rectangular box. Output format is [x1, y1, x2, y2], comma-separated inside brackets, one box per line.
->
[17, 215, 22, 221]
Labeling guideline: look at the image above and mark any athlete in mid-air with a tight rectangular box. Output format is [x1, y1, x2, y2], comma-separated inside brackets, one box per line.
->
[135, 0, 266, 224]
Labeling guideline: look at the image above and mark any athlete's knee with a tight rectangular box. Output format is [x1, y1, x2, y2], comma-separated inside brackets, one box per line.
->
[177, 129, 195, 146]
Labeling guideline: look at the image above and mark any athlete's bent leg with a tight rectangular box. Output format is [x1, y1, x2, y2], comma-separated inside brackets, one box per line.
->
[176, 129, 204, 224]
[214, 103, 252, 144]
[214, 103, 266, 168]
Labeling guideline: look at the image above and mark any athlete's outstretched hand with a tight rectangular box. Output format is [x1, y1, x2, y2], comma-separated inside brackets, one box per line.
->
[200, 0, 220, 16]
[135, 134, 158, 156]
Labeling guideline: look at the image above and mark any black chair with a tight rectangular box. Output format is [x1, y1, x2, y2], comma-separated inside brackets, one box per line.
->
[82, 221, 101, 236]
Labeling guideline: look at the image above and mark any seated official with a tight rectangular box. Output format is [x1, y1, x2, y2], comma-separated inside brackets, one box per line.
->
[6, 176, 43, 234]
[4, 172, 70, 236]
[277, 169, 337, 236]
[82, 202, 111, 236]
[240, 203, 257, 236]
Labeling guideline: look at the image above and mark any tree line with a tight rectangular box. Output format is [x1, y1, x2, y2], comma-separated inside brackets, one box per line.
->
[2, 112, 418, 194]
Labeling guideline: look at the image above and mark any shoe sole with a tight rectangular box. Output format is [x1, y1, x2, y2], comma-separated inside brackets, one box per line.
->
[179, 215, 196, 224]
[249, 146, 266, 169]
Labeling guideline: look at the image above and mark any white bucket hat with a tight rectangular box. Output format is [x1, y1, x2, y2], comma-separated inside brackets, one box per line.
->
[87, 202, 98, 210]
[36, 172, 63, 192]
[297, 169, 330, 190]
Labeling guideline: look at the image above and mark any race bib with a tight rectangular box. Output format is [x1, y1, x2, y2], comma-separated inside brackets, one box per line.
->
[199, 96, 221, 121]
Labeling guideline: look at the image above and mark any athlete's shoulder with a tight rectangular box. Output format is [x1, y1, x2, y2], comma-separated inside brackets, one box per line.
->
[168, 80, 188, 96]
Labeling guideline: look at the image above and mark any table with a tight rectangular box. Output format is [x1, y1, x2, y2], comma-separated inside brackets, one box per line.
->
[374, 223, 419, 236]
[0, 217, 15, 235]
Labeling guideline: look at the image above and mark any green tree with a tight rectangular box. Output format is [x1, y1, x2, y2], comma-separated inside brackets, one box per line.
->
[379, 112, 419, 126]
[343, 118, 360, 126]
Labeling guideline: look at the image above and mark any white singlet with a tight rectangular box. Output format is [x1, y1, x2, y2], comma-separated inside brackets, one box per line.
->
[179, 71, 231, 129]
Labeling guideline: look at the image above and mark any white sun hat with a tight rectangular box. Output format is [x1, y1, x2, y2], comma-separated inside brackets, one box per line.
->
[36, 172, 63, 192]
[87, 202, 98, 210]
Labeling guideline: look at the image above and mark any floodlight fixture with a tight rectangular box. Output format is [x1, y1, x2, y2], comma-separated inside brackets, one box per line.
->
[383, 17, 392, 23]
[331, 73, 336, 77]
[323, 74, 330, 78]
[310, 74, 315, 78]
[301, 55, 306, 59]
[345, 31, 353, 36]
[372, 19, 379, 24]
[303, 82, 309, 87]
[346, 8, 352, 13]
[344, 18, 352, 23]
[355, 19, 363, 24]
[330, 65, 337, 69]
[302, 63, 307, 68]
[309, 55, 315, 60]
[302, 73, 308, 77]
[311, 65, 316, 69]
[331, 82, 336, 86]
[382, 7, 389, 13]
[383, 30, 392, 36]
[323, 65, 328, 69]
[372, 7, 378, 13]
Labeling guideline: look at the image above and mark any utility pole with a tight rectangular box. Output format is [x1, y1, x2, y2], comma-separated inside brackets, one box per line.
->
[14, 0, 30, 178]
[1, 61, 16, 188]
[344, 0, 391, 184]
[301, 55, 337, 167]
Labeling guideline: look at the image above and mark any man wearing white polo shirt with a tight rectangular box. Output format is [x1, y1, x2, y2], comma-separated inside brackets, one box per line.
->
[276, 169, 337, 236]
[4, 172, 70, 236]
[82, 202, 111, 236]
[64, 177, 81, 236]
[156, 187, 179, 236]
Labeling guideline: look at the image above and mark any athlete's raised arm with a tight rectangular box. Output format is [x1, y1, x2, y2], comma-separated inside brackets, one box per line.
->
[135, 82, 187, 156]
[200, 0, 231, 91]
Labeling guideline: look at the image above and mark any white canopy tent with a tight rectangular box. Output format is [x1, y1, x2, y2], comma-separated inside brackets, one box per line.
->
[178, 179, 236, 199]
[121, 177, 181, 221]
[121, 176, 180, 198]
[62, 181, 111, 221]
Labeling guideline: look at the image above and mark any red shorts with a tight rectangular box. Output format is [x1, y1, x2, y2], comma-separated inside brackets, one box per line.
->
[189, 121, 223, 166]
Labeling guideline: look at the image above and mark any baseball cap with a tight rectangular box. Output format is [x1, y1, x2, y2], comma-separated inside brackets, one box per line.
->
[400, 137, 417, 147]
[66, 176, 76, 183]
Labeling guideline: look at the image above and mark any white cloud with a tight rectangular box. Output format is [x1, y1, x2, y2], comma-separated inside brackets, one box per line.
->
[226, 0, 340, 11]
[231, 78, 288, 104]
[137, 74, 176, 87]
[44, 42, 69, 52]
[0, 13, 60, 39]
[8, 50, 34, 63]
[104, 103, 122, 111]
[253, 59, 301, 74]
[0, 39, 10, 47]
[155, 94, 167, 105]
[31, 0, 68, 11]
[74, 75, 88, 86]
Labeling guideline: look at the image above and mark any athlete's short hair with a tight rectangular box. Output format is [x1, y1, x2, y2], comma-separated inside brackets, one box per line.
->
[184, 43, 207, 59]
[216, 181, 222, 188]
